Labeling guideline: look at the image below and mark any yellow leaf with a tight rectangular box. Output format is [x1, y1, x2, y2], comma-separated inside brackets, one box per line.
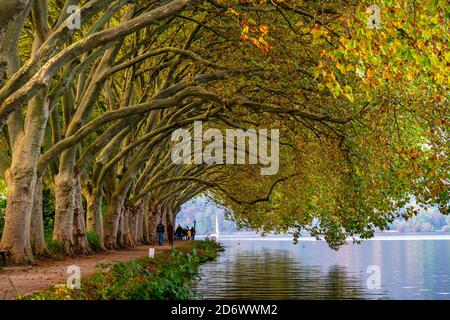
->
[226, 7, 239, 17]
[260, 25, 269, 34]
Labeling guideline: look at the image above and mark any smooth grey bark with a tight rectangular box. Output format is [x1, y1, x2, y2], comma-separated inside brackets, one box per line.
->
[0, 92, 49, 263]
[73, 180, 91, 254]
[102, 139, 152, 248]
[130, 206, 137, 245]
[1, 0, 32, 149]
[136, 202, 144, 243]
[53, 171, 75, 255]
[0, 14, 50, 264]
[53, 133, 84, 253]
[103, 193, 125, 249]
[53, 41, 112, 254]
[161, 206, 168, 242]
[85, 189, 105, 249]
[117, 204, 128, 248]
[142, 201, 150, 244]
[30, 176, 50, 256]
[129, 202, 144, 245]
[147, 202, 159, 244]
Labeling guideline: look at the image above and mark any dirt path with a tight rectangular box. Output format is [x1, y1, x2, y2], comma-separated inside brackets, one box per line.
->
[0, 243, 182, 300]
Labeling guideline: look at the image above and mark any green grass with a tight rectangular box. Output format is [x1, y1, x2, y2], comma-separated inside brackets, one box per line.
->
[86, 231, 101, 252]
[23, 240, 222, 300]
[46, 238, 64, 256]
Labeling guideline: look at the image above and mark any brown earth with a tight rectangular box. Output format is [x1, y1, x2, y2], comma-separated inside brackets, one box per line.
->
[0, 242, 183, 300]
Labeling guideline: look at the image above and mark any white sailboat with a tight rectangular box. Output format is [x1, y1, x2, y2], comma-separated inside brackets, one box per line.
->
[208, 212, 220, 241]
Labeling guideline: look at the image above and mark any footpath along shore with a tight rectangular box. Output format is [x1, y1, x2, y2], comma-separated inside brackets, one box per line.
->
[1, 241, 217, 300]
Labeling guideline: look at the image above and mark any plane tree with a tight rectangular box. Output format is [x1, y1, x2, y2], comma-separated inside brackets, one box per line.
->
[0, 0, 447, 264]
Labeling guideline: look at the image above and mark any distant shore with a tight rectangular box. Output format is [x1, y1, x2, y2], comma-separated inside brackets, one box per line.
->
[197, 231, 450, 242]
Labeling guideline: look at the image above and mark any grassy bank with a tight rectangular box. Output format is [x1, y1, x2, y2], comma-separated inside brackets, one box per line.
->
[24, 240, 222, 300]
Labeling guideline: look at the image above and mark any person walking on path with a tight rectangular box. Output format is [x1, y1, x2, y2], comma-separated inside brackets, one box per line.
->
[187, 228, 192, 240]
[167, 223, 174, 247]
[190, 226, 196, 240]
[176, 225, 183, 241]
[156, 222, 165, 246]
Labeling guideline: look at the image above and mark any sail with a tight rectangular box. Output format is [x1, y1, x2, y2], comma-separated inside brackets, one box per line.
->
[215, 213, 220, 239]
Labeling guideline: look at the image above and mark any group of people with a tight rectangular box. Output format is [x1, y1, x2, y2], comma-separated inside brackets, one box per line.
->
[155, 222, 196, 246]
[175, 225, 196, 241]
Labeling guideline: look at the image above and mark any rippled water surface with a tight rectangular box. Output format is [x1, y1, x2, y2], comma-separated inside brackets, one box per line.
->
[193, 235, 450, 299]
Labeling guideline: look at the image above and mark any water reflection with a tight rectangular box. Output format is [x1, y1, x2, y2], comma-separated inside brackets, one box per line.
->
[194, 242, 386, 299]
[193, 239, 450, 300]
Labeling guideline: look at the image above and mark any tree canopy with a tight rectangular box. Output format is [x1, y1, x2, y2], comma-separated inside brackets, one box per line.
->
[0, 0, 448, 263]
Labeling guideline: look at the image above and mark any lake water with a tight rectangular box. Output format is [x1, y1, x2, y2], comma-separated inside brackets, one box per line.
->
[193, 234, 450, 299]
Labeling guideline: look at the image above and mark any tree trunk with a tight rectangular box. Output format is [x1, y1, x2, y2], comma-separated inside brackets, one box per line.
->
[136, 203, 144, 244]
[128, 206, 136, 245]
[85, 189, 105, 250]
[148, 202, 159, 244]
[103, 193, 124, 249]
[1, 165, 35, 264]
[30, 176, 50, 256]
[0, 93, 49, 264]
[131, 204, 143, 245]
[142, 202, 150, 244]
[73, 180, 91, 254]
[122, 206, 133, 247]
[53, 172, 75, 255]
[161, 206, 168, 241]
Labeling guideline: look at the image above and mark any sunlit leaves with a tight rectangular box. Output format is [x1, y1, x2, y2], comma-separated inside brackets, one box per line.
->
[208, 0, 448, 249]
